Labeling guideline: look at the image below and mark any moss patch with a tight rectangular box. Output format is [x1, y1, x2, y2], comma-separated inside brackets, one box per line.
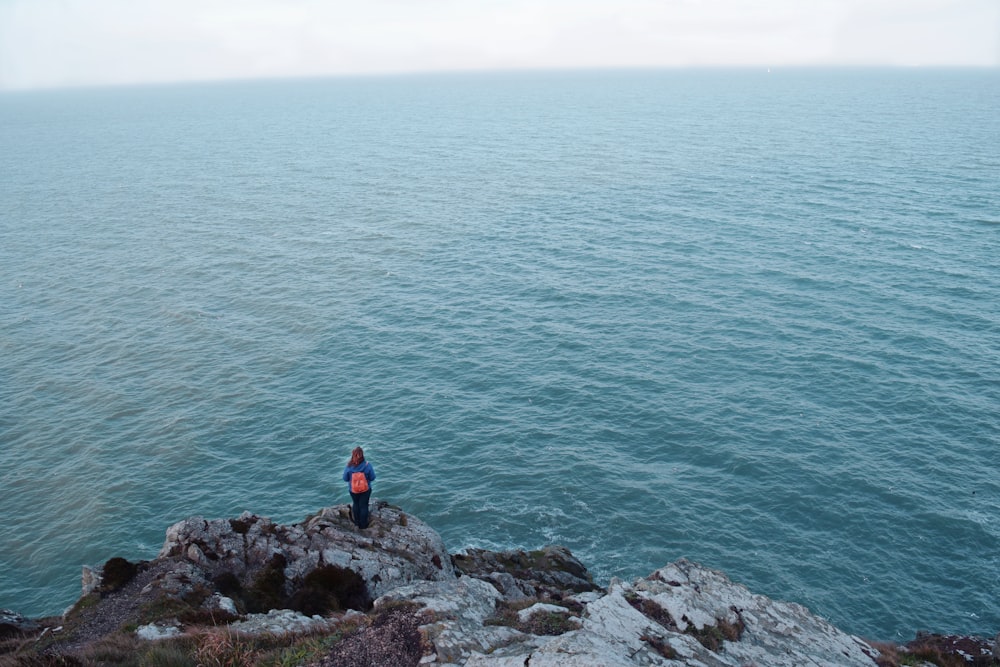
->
[67, 593, 100, 618]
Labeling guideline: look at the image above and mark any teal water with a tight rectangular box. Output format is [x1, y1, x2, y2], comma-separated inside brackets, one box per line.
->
[1, 69, 998, 639]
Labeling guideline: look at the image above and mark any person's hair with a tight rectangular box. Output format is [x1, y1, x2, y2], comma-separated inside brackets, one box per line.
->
[349, 447, 365, 467]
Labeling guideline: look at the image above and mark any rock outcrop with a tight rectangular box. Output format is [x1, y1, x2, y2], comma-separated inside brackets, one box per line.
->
[5, 503, 997, 666]
[374, 558, 880, 666]
[452, 545, 599, 600]
[156, 501, 452, 606]
[29, 501, 452, 656]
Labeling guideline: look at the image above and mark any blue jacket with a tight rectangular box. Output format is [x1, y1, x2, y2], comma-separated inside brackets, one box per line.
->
[343, 461, 376, 488]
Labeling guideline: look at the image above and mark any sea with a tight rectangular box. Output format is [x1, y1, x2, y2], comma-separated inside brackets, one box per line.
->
[1, 68, 997, 641]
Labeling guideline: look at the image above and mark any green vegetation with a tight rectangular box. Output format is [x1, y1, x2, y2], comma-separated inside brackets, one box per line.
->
[258, 631, 346, 667]
[138, 582, 235, 627]
[0, 616, 372, 667]
[82, 632, 198, 667]
[685, 619, 743, 652]
[484, 598, 582, 636]
[66, 593, 100, 617]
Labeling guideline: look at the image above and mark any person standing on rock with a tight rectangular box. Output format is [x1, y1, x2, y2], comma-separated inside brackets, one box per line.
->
[343, 446, 376, 529]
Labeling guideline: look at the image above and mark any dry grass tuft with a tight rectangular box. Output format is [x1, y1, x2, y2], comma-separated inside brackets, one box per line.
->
[640, 633, 678, 660]
[194, 628, 259, 667]
[625, 594, 676, 630]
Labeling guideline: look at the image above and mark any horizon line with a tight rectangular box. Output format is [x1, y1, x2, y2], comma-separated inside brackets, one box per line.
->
[2, 63, 998, 94]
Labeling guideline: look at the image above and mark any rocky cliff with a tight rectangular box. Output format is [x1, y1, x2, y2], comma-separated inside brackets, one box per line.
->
[1, 501, 996, 666]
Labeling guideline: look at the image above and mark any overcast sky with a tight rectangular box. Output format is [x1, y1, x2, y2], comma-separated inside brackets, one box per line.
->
[1, 0, 997, 90]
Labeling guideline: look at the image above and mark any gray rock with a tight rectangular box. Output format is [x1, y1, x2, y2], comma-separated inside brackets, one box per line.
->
[228, 608, 335, 636]
[52, 503, 454, 652]
[46, 506, 934, 666]
[159, 501, 452, 601]
[631, 559, 879, 666]
[376, 577, 529, 665]
[139, 560, 211, 601]
[464, 560, 882, 667]
[81, 565, 102, 597]
[135, 622, 182, 641]
[452, 545, 599, 601]
[483, 572, 531, 601]
[517, 602, 578, 624]
[207, 594, 238, 616]
[569, 590, 603, 605]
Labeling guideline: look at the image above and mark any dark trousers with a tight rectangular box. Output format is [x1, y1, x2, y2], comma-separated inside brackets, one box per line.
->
[350, 490, 371, 528]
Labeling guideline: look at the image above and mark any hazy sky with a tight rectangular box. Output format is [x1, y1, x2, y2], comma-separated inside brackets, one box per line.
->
[1, 0, 998, 90]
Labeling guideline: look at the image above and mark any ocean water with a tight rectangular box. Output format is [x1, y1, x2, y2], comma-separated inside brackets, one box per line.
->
[1, 69, 998, 640]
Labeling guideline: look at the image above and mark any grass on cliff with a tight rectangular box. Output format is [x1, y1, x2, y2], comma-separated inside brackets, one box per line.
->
[0, 618, 368, 667]
[484, 597, 584, 636]
[868, 639, 999, 667]
[623, 590, 744, 652]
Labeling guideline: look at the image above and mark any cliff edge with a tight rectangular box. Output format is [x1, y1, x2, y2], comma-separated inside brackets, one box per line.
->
[1, 501, 996, 666]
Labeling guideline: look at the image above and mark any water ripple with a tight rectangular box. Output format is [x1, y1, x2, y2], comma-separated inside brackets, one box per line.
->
[1, 70, 998, 639]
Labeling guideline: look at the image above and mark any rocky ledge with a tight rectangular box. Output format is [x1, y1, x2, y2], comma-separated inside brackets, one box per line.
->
[1, 502, 997, 666]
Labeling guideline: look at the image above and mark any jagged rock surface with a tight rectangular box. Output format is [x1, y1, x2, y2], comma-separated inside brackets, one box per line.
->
[33, 502, 451, 654]
[395, 559, 881, 666]
[17, 504, 1000, 665]
[228, 608, 336, 636]
[452, 545, 599, 601]
[376, 577, 528, 665]
[159, 500, 453, 600]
